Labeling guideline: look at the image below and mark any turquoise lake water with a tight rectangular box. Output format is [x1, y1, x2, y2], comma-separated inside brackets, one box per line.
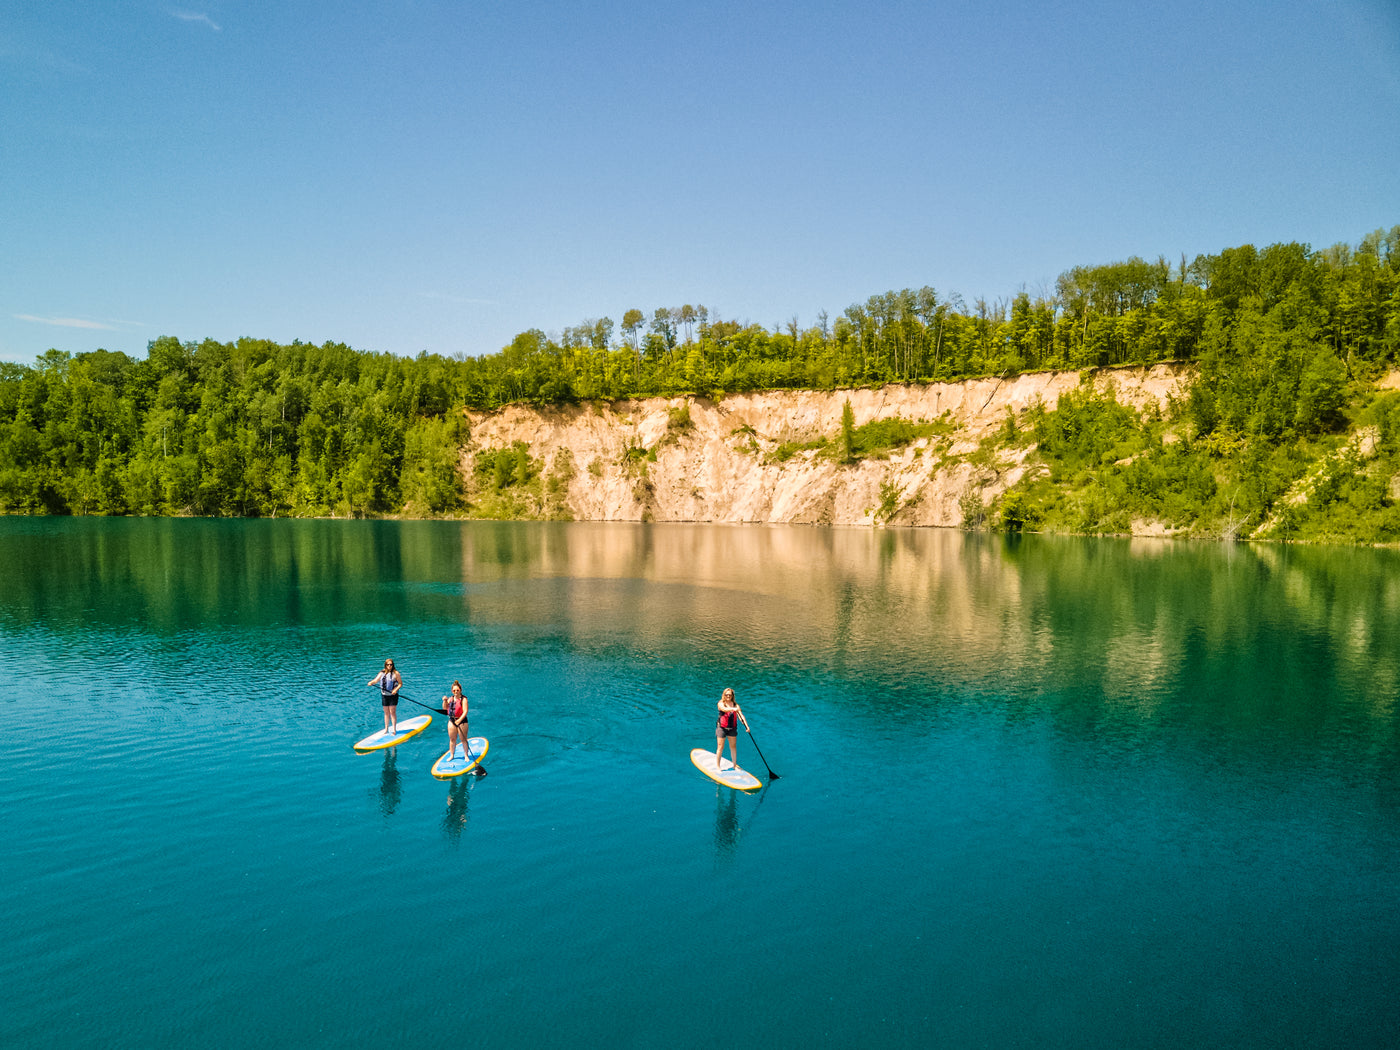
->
[2, 518, 1397, 1049]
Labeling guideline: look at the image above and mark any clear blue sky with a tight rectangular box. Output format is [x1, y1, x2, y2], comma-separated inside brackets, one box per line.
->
[3, 0, 1398, 366]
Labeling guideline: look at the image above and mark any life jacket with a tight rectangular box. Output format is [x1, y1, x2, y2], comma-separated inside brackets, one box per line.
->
[447, 696, 465, 719]
[718, 708, 737, 730]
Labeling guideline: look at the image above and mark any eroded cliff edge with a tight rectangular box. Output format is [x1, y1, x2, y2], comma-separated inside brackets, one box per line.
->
[461, 363, 1192, 528]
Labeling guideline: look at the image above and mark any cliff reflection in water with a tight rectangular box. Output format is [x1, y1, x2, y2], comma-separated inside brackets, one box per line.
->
[454, 522, 1400, 722]
[3, 518, 1398, 757]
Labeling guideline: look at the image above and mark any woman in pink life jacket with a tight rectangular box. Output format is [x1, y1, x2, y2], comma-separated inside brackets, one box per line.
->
[714, 687, 749, 772]
[443, 680, 470, 763]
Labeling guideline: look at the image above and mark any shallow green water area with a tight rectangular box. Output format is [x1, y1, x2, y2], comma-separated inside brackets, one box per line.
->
[2, 519, 1397, 1049]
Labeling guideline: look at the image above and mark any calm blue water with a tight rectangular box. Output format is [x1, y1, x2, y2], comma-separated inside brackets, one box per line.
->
[2, 519, 1397, 1049]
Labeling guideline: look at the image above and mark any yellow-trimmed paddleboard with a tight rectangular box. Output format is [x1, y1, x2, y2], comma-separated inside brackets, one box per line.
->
[432, 737, 489, 778]
[353, 714, 432, 752]
[690, 748, 762, 791]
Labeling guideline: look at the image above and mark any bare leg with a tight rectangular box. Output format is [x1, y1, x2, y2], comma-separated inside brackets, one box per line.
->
[715, 730, 725, 768]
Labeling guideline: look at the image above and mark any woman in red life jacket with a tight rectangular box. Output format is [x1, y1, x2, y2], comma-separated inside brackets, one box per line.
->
[714, 687, 749, 772]
[367, 658, 402, 735]
[443, 680, 469, 763]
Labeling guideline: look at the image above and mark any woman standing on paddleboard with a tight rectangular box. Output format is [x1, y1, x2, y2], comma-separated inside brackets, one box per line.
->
[715, 687, 748, 772]
[368, 658, 402, 735]
[443, 680, 469, 763]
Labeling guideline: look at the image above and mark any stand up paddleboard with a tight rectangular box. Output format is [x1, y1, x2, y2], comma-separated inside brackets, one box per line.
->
[690, 748, 762, 791]
[432, 737, 489, 778]
[354, 714, 432, 752]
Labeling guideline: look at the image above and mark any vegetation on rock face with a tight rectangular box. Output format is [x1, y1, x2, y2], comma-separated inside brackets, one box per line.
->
[847, 416, 955, 459]
[764, 410, 955, 467]
[465, 440, 575, 521]
[968, 375, 1400, 543]
[1, 228, 1397, 538]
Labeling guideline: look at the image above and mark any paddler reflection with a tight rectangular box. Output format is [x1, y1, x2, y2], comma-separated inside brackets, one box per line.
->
[442, 777, 471, 838]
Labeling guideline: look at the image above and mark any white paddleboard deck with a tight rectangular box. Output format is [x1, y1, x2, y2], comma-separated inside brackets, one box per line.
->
[354, 714, 432, 752]
[432, 737, 489, 778]
[690, 748, 762, 791]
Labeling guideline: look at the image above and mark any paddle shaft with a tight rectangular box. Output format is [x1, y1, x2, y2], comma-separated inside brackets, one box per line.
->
[390, 691, 444, 715]
[451, 714, 486, 775]
[744, 723, 780, 780]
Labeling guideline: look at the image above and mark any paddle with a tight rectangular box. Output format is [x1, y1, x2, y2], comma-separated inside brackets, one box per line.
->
[394, 692, 445, 716]
[456, 719, 487, 778]
[742, 720, 780, 781]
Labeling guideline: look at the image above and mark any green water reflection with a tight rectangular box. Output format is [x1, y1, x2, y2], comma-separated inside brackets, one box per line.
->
[6, 518, 1398, 776]
[6, 518, 1398, 708]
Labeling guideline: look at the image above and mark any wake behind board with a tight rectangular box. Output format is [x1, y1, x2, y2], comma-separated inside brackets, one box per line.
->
[690, 748, 763, 791]
[353, 714, 432, 752]
[432, 737, 489, 778]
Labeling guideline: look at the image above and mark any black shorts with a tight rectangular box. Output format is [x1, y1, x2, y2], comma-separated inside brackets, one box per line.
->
[717, 723, 737, 737]
[381, 694, 398, 707]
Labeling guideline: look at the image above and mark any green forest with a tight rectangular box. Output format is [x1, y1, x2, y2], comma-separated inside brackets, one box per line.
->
[2, 227, 1399, 539]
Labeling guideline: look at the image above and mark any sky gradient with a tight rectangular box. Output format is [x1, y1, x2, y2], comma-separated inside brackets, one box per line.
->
[3, 0, 1398, 366]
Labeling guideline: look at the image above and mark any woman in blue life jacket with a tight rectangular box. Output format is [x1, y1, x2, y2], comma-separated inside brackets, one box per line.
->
[714, 687, 748, 772]
[442, 680, 471, 766]
[367, 658, 402, 735]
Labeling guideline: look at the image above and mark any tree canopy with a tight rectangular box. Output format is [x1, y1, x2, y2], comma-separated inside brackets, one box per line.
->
[2, 227, 1397, 521]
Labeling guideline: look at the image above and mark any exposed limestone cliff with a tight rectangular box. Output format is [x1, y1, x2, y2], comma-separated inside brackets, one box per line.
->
[461, 363, 1192, 528]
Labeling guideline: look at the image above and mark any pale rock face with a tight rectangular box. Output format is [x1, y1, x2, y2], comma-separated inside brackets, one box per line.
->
[462, 363, 1191, 528]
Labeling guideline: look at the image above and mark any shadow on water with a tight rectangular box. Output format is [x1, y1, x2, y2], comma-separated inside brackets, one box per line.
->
[376, 748, 401, 817]
[712, 782, 773, 865]
[441, 776, 471, 840]
[712, 788, 740, 858]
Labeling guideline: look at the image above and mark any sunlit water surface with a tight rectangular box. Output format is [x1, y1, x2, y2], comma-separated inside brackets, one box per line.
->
[2, 519, 1397, 1048]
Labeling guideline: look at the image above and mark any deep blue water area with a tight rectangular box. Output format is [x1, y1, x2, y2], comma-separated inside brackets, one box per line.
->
[2, 519, 1397, 1048]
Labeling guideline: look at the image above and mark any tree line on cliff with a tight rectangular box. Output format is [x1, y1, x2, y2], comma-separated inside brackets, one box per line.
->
[1, 228, 1397, 528]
